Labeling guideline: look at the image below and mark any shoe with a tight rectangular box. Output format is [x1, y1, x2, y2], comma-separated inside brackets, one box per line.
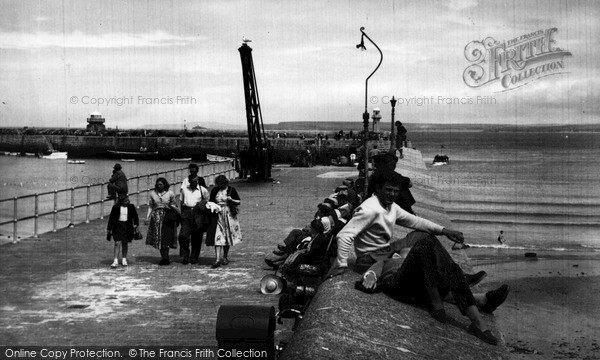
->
[272, 250, 286, 256]
[211, 261, 221, 268]
[182, 256, 189, 265]
[468, 323, 498, 345]
[158, 259, 170, 266]
[277, 244, 286, 251]
[222, 258, 229, 265]
[111, 260, 118, 268]
[429, 308, 448, 323]
[465, 271, 487, 287]
[122, 258, 128, 266]
[482, 285, 510, 313]
[190, 258, 198, 265]
[264, 259, 279, 270]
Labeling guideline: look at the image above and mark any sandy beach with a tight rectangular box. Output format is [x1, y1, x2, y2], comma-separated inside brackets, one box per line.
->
[464, 249, 600, 359]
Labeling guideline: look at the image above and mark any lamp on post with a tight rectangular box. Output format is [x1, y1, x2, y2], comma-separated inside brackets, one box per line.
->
[356, 27, 383, 198]
[389, 96, 397, 153]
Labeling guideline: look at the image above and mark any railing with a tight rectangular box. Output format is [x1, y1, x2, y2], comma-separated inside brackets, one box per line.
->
[0, 159, 237, 243]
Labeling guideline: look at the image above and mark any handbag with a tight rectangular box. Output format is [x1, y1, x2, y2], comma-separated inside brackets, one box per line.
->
[133, 228, 143, 240]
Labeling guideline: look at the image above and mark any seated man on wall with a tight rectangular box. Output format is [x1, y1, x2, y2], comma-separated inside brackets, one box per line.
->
[327, 169, 507, 345]
[107, 163, 128, 200]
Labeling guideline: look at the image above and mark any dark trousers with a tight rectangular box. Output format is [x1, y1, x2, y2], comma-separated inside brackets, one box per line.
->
[179, 207, 204, 261]
[107, 183, 127, 198]
[282, 229, 310, 254]
[160, 247, 170, 261]
[382, 233, 475, 313]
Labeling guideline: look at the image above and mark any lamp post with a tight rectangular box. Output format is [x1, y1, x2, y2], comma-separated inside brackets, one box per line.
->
[390, 96, 397, 153]
[356, 27, 383, 198]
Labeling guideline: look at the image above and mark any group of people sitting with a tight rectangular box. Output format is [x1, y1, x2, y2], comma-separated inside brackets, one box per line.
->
[267, 152, 510, 346]
[264, 179, 356, 274]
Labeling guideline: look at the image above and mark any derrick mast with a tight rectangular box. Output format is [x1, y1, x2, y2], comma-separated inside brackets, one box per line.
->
[238, 42, 271, 181]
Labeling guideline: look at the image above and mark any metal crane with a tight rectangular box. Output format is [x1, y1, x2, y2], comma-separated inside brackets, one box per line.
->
[238, 42, 272, 181]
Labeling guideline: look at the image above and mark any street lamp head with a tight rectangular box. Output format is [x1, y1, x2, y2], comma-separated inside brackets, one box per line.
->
[356, 35, 367, 51]
[390, 96, 397, 107]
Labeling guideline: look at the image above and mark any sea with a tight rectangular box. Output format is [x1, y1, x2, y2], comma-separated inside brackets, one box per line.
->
[413, 130, 600, 253]
[1, 131, 599, 253]
[0, 157, 192, 241]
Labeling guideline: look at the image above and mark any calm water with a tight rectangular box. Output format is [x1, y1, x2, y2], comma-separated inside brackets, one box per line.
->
[0, 157, 197, 240]
[413, 131, 600, 251]
[2, 131, 599, 251]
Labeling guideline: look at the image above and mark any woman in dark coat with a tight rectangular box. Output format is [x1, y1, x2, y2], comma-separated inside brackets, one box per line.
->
[107, 195, 139, 268]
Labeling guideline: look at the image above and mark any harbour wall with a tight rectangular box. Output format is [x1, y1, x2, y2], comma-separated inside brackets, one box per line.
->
[0, 134, 389, 162]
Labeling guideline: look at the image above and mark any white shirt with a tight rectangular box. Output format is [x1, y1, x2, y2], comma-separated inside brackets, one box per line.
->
[119, 206, 128, 222]
[335, 194, 444, 268]
[180, 185, 208, 207]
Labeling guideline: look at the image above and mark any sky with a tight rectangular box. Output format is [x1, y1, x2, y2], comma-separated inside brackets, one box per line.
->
[0, 0, 598, 129]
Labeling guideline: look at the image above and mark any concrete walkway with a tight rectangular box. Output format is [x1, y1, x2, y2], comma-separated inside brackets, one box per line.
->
[0, 165, 350, 347]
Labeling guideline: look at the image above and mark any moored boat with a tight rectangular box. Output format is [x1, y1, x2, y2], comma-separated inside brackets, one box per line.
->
[67, 160, 86, 164]
[42, 151, 68, 160]
[107, 149, 159, 159]
[432, 154, 449, 166]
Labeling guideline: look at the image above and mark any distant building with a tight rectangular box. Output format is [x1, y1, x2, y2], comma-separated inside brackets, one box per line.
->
[86, 111, 106, 133]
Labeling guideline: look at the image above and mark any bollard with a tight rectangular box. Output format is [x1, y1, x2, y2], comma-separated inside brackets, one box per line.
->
[216, 305, 275, 360]
[34, 193, 39, 238]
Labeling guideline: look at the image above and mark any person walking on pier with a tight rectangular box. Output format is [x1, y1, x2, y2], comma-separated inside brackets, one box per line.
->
[206, 175, 241, 268]
[179, 175, 209, 264]
[145, 177, 179, 265]
[181, 163, 207, 189]
[106, 195, 139, 268]
[107, 163, 128, 201]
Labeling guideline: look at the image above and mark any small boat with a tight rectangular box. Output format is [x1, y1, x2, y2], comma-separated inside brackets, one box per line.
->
[121, 159, 135, 162]
[170, 158, 192, 162]
[67, 160, 86, 164]
[432, 154, 449, 166]
[42, 151, 68, 160]
[207, 154, 233, 162]
[107, 149, 159, 158]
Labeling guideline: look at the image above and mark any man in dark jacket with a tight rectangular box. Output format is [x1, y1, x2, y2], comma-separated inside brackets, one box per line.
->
[107, 163, 128, 200]
[367, 154, 416, 214]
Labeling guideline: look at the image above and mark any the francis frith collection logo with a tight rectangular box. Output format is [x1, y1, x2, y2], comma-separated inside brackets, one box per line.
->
[463, 28, 571, 91]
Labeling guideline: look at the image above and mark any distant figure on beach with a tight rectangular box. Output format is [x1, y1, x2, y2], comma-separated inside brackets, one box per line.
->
[107, 163, 128, 200]
[497, 230, 505, 245]
[327, 169, 509, 345]
[145, 177, 179, 265]
[106, 195, 139, 268]
[206, 175, 241, 268]
[179, 175, 209, 265]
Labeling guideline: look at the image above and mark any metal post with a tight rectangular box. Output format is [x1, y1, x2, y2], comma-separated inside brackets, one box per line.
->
[357, 27, 383, 198]
[136, 177, 141, 208]
[34, 193, 39, 238]
[13, 197, 18, 243]
[70, 187, 75, 226]
[53, 190, 58, 232]
[86, 185, 90, 223]
[390, 96, 397, 153]
[100, 184, 105, 219]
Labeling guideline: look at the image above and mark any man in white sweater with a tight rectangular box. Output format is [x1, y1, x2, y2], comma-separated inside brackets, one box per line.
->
[327, 170, 465, 277]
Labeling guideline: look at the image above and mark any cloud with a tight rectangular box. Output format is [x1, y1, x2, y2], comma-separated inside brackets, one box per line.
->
[0, 31, 204, 49]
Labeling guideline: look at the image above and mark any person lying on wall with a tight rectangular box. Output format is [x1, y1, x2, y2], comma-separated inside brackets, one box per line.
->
[326, 169, 506, 345]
